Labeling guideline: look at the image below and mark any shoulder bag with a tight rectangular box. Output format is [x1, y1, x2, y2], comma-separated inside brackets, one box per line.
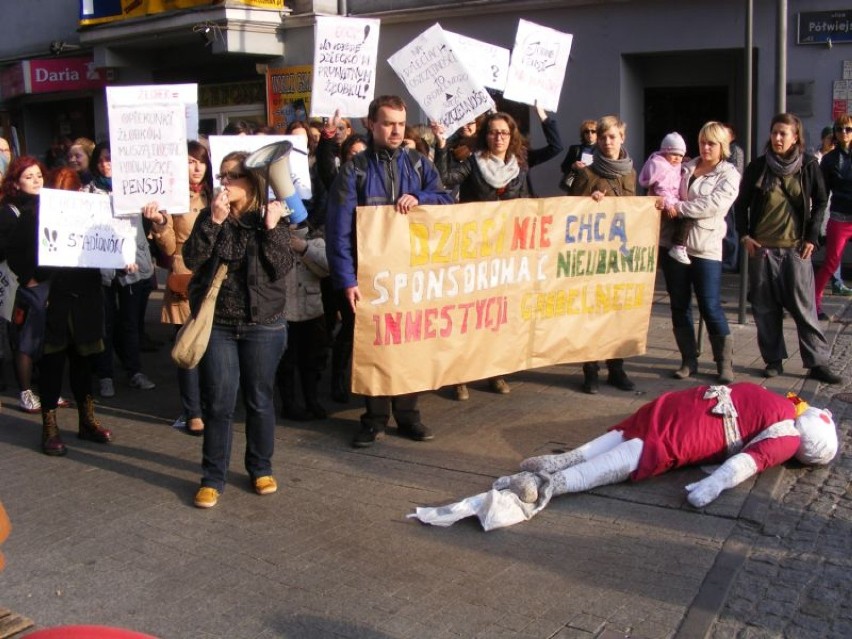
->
[170, 264, 228, 369]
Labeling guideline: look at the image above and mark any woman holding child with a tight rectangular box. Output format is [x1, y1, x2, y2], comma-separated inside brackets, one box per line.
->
[658, 121, 740, 382]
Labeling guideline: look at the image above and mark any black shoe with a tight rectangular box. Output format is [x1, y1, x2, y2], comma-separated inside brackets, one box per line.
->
[763, 361, 783, 378]
[607, 369, 636, 391]
[398, 422, 434, 442]
[581, 365, 599, 394]
[808, 365, 842, 385]
[817, 311, 829, 321]
[352, 424, 385, 448]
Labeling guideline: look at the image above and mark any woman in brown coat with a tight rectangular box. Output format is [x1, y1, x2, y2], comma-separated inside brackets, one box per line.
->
[569, 115, 637, 394]
[143, 141, 212, 435]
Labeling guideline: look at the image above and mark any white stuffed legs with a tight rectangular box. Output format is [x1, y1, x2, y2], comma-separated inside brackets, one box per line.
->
[497, 437, 644, 504]
[520, 430, 627, 473]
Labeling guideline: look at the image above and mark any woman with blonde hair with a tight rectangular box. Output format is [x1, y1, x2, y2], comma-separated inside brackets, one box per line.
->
[66, 137, 95, 186]
[658, 121, 740, 382]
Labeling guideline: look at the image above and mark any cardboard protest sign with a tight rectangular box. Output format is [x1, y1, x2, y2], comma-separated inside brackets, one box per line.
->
[107, 84, 194, 216]
[352, 196, 659, 396]
[388, 23, 493, 135]
[37, 188, 138, 268]
[445, 31, 510, 92]
[503, 19, 572, 112]
[207, 135, 312, 201]
[0, 261, 17, 322]
[311, 16, 380, 118]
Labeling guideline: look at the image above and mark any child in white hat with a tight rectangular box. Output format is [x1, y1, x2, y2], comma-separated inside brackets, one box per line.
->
[639, 132, 689, 263]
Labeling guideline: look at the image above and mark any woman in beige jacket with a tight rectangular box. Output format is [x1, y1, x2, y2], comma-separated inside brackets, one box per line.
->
[144, 141, 212, 435]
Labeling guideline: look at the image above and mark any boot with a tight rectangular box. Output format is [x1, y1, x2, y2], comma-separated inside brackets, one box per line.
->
[581, 362, 599, 394]
[331, 341, 352, 404]
[606, 359, 636, 391]
[77, 395, 113, 443]
[301, 368, 327, 419]
[672, 326, 698, 379]
[709, 334, 734, 384]
[41, 409, 67, 456]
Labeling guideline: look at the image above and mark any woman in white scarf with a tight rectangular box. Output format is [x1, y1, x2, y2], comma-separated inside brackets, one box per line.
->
[432, 112, 529, 401]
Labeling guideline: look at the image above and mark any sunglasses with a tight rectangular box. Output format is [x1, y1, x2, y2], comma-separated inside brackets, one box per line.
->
[216, 171, 247, 182]
[835, 126, 852, 134]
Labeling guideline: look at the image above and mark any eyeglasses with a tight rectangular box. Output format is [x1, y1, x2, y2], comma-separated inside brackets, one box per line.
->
[488, 130, 511, 138]
[835, 126, 852, 134]
[216, 171, 247, 182]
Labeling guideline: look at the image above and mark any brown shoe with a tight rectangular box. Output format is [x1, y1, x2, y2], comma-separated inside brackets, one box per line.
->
[77, 395, 112, 443]
[41, 409, 67, 456]
[455, 384, 470, 401]
[186, 417, 204, 437]
[489, 378, 510, 394]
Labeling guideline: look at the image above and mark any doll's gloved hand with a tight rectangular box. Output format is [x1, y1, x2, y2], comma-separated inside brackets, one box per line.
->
[684, 475, 724, 508]
[493, 471, 542, 504]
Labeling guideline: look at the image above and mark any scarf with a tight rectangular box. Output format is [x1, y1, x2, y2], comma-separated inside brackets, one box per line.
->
[93, 175, 112, 192]
[475, 151, 520, 189]
[189, 183, 205, 194]
[591, 147, 633, 179]
[757, 147, 803, 194]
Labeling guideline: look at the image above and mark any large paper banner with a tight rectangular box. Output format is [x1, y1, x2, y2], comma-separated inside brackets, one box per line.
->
[388, 23, 494, 135]
[503, 19, 573, 112]
[311, 16, 381, 118]
[352, 196, 660, 396]
[445, 31, 510, 92]
[267, 65, 312, 130]
[207, 135, 312, 201]
[37, 189, 138, 268]
[107, 84, 195, 216]
[0, 261, 17, 322]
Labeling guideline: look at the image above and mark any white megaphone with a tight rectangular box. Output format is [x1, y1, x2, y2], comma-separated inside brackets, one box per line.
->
[244, 140, 308, 225]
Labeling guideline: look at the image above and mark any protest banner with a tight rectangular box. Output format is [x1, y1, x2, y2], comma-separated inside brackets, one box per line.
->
[388, 23, 494, 135]
[311, 16, 380, 118]
[352, 196, 660, 396]
[0, 261, 17, 322]
[107, 84, 195, 216]
[207, 134, 312, 201]
[445, 31, 510, 92]
[37, 188, 138, 268]
[503, 19, 573, 112]
[267, 65, 312, 130]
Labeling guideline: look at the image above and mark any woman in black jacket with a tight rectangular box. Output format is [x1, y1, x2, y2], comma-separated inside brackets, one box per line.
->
[182, 151, 294, 508]
[432, 111, 529, 400]
[735, 113, 841, 384]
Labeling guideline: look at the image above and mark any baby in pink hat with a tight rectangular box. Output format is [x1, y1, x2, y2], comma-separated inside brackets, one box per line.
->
[639, 132, 689, 263]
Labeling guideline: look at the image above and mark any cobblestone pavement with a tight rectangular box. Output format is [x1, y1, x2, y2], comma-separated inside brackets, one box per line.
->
[706, 305, 852, 639]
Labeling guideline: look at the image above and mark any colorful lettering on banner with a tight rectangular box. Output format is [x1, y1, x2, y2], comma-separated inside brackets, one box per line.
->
[352, 197, 660, 396]
[267, 66, 313, 130]
[311, 16, 380, 118]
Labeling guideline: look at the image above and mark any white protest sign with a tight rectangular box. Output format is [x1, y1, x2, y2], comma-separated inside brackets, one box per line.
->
[107, 84, 199, 140]
[37, 189, 138, 268]
[445, 31, 510, 92]
[503, 19, 573, 112]
[107, 84, 193, 216]
[311, 16, 381, 118]
[0, 261, 18, 322]
[388, 23, 494, 135]
[208, 135, 312, 201]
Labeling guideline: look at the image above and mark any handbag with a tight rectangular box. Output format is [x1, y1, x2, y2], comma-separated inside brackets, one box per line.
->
[170, 264, 228, 369]
[166, 272, 192, 299]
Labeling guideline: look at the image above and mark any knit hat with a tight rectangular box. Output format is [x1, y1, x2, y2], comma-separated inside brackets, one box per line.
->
[660, 132, 686, 155]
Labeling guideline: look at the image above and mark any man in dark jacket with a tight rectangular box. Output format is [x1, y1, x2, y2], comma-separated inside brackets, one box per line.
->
[325, 95, 453, 447]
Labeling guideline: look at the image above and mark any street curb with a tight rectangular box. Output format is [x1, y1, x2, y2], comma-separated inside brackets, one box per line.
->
[675, 297, 850, 639]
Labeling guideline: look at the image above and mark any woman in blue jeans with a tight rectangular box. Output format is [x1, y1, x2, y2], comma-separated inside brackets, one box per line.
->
[182, 151, 294, 508]
[658, 122, 741, 383]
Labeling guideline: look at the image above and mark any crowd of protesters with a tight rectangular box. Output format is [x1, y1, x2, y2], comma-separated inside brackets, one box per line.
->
[0, 98, 847, 509]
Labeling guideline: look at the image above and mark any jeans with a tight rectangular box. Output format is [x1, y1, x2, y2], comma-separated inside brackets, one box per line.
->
[661, 252, 730, 337]
[198, 319, 288, 492]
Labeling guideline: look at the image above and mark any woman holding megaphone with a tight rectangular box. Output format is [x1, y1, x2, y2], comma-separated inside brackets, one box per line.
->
[181, 150, 294, 509]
